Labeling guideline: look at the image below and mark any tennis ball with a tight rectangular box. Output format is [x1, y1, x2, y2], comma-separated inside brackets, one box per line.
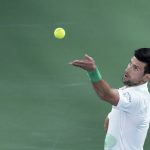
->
[54, 27, 65, 39]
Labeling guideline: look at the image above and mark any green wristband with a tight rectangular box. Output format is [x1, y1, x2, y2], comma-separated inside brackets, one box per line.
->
[87, 67, 102, 83]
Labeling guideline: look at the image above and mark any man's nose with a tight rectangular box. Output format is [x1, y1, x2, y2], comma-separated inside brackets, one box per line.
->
[125, 64, 132, 72]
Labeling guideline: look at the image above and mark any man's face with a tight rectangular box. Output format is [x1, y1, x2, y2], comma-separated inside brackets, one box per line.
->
[123, 56, 147, 86]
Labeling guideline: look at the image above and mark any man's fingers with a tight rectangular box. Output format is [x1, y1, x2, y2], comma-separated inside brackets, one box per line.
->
[69, 54, 93, 65]
[84, 54, 93, 61]
[71, 60, 93, 66]
[69, 56, 96, 71]
[69, 60, 93, 69]
[71, 62, 91, 70]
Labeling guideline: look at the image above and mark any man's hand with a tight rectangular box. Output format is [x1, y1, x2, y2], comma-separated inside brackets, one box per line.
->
[69, 54, 96, 72]
[70, 54, 119, 105]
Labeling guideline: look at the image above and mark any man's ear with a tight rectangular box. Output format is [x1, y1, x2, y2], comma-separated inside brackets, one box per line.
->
[143, 74, 150, 82]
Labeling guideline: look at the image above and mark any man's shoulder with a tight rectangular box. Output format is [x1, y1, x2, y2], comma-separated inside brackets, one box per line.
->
[118, 84, 150, 101]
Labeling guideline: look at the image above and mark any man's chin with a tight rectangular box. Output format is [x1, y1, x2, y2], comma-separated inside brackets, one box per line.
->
[122, 80, 139, 86]
[122, 77, 132, 86]
[123, 81, 132, 86]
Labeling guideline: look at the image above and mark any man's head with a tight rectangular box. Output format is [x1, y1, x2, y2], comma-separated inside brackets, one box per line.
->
[123, 48, 150, 86]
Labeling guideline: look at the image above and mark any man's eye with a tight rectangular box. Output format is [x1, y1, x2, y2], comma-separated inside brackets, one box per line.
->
[133, 66, 139, 71]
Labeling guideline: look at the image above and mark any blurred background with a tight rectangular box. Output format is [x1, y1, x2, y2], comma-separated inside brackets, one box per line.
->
[0, 0, 150, 149]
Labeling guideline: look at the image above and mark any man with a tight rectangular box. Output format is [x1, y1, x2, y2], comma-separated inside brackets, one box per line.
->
[70, 48, 150, 150]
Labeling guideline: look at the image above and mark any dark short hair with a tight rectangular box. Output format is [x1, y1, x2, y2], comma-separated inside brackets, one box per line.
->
[134, 48, 150, 74]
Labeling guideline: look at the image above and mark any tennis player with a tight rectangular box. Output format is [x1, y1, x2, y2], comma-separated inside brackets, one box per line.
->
[70, 48, 150, 150]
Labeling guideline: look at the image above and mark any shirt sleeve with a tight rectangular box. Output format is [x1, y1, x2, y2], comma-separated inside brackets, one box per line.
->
[116, 88, 140, 113]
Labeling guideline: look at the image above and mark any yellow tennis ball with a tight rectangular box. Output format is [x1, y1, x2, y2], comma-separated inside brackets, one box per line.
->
[54, 27, 65, 39]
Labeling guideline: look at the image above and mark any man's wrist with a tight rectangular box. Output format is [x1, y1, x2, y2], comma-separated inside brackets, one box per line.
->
[87, 67, 102, 83]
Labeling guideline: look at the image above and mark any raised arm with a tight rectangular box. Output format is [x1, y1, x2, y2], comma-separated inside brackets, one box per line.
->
[70, 54, 119, 106]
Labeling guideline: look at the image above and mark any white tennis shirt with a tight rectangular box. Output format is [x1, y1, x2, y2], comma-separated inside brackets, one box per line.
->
[104, 83, 150, 150]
